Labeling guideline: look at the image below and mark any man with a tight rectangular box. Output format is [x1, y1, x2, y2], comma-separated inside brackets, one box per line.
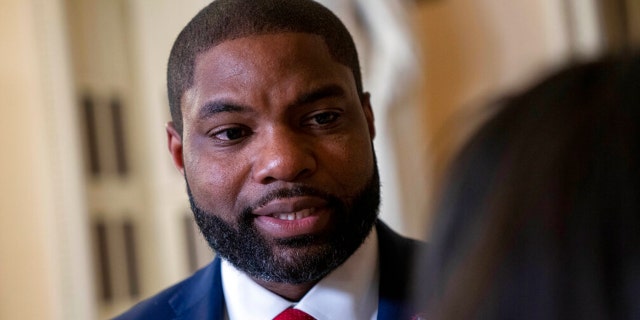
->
[116, 0, 424, 319]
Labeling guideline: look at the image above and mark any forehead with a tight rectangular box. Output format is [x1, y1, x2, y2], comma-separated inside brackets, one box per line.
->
[182, 32, 357, 115]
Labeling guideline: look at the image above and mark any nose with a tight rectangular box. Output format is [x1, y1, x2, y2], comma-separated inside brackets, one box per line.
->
[252, 128, 317, 184]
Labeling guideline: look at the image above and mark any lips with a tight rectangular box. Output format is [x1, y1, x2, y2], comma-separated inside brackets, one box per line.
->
[252, 196, 328, 218]
[252, 196, 331, 237]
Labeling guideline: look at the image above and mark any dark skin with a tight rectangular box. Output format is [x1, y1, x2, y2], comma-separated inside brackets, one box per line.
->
[167, 33, 376, 301]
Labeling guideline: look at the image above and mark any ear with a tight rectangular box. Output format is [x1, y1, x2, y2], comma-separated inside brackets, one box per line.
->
[361, 92, 376, 139]
[166, 121, 185, 176]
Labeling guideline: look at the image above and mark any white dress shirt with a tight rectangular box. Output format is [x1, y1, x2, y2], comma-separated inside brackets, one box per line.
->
[221, 229, 379, 320]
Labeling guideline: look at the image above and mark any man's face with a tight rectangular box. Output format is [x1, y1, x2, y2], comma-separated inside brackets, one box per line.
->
[167, 33, 378, 283]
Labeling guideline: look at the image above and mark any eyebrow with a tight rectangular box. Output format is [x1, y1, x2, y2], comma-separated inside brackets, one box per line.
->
[197, 101, 247, 120]
[196, 84, 347, 120]
[291, 84, 347, 108]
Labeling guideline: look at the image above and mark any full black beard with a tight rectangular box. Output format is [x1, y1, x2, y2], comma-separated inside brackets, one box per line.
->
[188, 163, 380, 284]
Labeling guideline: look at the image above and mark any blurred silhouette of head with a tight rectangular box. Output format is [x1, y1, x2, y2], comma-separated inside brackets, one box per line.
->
[415, 55, 640, 320]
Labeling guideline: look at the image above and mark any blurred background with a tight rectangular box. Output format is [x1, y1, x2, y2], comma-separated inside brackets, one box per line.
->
[1, 0, 638, 318]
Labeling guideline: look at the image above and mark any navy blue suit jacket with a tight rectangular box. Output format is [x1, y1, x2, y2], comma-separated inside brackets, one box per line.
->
[115, 221, 424, 319]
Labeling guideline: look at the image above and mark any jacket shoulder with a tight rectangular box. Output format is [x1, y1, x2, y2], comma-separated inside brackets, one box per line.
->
[376, 220, 426, 264]
[376, 220, 427, 319]
[113, 260, 221, 320]
[113, 283, 180, 320]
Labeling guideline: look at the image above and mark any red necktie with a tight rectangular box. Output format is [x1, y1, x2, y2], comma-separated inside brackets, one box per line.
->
[273, 307, 316, 320]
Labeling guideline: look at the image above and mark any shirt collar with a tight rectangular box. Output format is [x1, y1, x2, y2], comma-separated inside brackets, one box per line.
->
[221, 228, 379, 320]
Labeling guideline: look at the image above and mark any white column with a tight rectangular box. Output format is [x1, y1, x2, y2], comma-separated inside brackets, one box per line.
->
[0, 0, 96, 319]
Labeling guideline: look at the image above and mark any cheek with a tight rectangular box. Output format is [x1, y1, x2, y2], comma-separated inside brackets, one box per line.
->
[183, 144, 249, 215]
[321, 134, 374, 191]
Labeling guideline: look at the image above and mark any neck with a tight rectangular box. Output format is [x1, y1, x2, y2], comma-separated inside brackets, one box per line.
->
[252, 277, 319, 301]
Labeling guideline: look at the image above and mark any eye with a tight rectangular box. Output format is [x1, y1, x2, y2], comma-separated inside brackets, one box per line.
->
[210, 126, 252, 142]
[305, 111, 342, 127]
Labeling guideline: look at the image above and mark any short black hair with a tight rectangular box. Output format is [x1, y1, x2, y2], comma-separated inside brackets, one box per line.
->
[167, 0, 362, 134]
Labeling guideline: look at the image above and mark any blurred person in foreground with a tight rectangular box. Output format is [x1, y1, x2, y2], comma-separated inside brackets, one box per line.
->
[412, 55, 640, 320]
[116, 0, 425, 319]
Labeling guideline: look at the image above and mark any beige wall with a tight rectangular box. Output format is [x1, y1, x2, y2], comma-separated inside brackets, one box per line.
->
[413, 0, 600, 232]
[0, 3, 57, 318]
[0, 0, 95, 319]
